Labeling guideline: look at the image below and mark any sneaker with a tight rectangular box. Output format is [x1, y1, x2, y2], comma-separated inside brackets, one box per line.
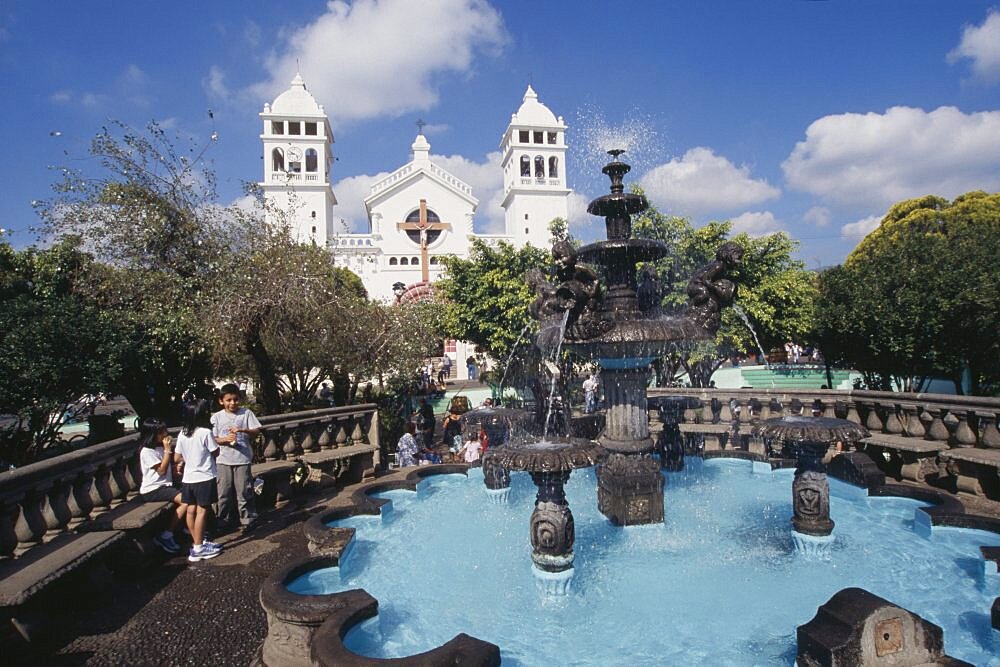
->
[153, 533, 183, 555]
[202, 540, 223, 550]
[188, 543, 222, 562]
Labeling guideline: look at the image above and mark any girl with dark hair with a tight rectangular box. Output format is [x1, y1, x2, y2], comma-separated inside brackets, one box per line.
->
[137, 418, 187, 554]
[174, 400, 223, 562]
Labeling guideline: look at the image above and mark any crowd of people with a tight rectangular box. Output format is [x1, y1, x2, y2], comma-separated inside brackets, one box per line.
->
[137, 383, 261, 562]
[395, 397, 490, 468]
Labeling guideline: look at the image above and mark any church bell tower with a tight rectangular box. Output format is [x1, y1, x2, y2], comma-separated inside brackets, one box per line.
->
[260, 73, 337, 246]
[499, 85, 570, 249]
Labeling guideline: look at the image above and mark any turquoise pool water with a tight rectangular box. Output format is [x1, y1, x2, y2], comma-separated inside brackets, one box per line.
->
[289, 459, 1000, 665]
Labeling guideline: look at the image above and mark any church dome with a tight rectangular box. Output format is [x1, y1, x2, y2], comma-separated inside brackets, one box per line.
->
[511, 85, 559, 126]
[269, 73, 324, 116]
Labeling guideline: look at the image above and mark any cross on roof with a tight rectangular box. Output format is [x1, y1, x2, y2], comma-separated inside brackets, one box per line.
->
[416, 118, 427, 135]
[396, 199, 452, 283]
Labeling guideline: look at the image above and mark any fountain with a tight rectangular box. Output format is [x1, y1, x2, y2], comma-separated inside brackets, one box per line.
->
[533, 149, 743, 524]
[460, 406, 532, 503]
[490, 437, 605, 594]
[753, 415, 870, 555]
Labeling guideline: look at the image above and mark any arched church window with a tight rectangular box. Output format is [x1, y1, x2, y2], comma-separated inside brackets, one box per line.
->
[272, 148, 284, 172]
[520, 155, 531, 177]
[389, 257, 398, 265]
[306, 149, 318, 172]
[429, 256, 438, 265]
[412, 257, 419, 265]
[549, 156, 559, 178]
[535, 156, 545, 178]
[400, 257, 409, 265]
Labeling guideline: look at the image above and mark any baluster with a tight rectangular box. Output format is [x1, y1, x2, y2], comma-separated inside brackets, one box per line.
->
[108, 460, 130, 507]
[263, 428, 281, 461]
[883, 404, 904, 435]
[14, 492, 47, 556]
[925, 408, 950, 443]
[900, 404, 924, 438]
[701, 400, 714, 424]
[67, 472, 95, 529]
[682, 405, 697, 424]
[124, 456, 143, 498]
[335, 423, 349, 449]
[943, 411, 961, 447]
[845, 400, 861, 425]
[952, 410, 977, 448]
[42, 481, 71, 541]
[90, 466, 114, 515]
[863, 401, 883, 432]
[719, 399, 733, 423]
[0, 501, 20, 558]
[351, 419, 365, 445]
[977, 411, 1000, 449]
[318, 423, 333, 450]
[300, 423, 316, 453]
[282, 428, 299, 458]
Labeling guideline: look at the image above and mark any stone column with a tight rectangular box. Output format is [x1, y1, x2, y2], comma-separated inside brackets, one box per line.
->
[595, 363, 663, 525]
[529, 470, 574, 574]
[482, 453, 511, 503]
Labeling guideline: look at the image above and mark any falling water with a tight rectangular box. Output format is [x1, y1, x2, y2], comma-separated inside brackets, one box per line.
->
[496, 322, 534, 403]
[732, 304, 770, 369]
[543, 310, 571, 439]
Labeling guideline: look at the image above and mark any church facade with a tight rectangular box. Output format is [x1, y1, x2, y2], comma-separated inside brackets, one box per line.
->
[260, 76, 572, 377]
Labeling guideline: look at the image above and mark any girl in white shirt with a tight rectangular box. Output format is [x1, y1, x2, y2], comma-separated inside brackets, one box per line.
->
[138, 418, 186, 554]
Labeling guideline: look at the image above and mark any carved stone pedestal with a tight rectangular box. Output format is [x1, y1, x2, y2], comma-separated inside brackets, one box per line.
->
[482, 452, 511, 503]
[529, 471, 574, 573]
[792, 442, 834, 536]
[597, 453, 664, 526]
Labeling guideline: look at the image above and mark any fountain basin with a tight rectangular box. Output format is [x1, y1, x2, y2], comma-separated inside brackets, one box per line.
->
[285, 461, 1000, 665]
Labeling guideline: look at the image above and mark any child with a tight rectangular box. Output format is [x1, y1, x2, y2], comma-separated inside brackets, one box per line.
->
[137, 417, 186, 554]
[458, 432, 482, 463]
[441, 411, 463, 461]
[211, 383, 262, 532]
[174, 400, 222, 562]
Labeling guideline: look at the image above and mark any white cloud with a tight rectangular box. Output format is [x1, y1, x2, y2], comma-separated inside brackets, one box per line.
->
[204, 65, 231, 101]
[245, 0, 507, 125]
[332, 171, 388, 232]
[783, 106, 1000, 208]
[50, 90, 72, 105]
[947, 9, 1000, 84]
[639, 147, 780, 218]
[840, 214, 881, 239]
[729, 211, 783, 237]
[803, 206, 831, 227]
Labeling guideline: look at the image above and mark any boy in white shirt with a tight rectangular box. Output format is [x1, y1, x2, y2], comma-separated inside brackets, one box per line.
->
[211, 383, 262, 532]
[174, 399, 223, 562]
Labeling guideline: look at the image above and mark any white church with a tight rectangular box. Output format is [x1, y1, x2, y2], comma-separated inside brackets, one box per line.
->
[259, 74, 572, 377]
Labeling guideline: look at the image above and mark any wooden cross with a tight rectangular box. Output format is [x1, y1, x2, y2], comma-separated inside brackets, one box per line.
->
[396, 199, 451, 283]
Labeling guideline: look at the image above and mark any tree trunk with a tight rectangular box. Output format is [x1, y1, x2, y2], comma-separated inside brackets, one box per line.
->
[824, 362, 834, 391]
[245, 328, 282, 415]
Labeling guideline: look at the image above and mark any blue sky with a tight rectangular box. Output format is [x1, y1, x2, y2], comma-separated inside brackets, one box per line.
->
[2, 0, 998, 267]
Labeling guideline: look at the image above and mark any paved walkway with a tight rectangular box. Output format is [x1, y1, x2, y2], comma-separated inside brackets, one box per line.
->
[7, 489, 338, 666]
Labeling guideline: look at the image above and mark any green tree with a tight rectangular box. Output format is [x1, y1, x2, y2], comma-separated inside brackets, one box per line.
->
[815, 191, 1000, 394]
[632, 187, 816, 386]
[0, 237, 123, 464]
[437, 239, 550, 364]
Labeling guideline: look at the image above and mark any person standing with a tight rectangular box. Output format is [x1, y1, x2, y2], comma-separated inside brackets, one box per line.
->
[583, 374, 599, 414]
[466, 355, 477, 381]
[212, 383, 262, 533]
[174, 400, 222, 562]
[439, 355, 452, 384]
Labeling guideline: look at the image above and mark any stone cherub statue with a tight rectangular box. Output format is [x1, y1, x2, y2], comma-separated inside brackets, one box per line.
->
[528, 241, 602, 326]
[685, 241, 744, 333]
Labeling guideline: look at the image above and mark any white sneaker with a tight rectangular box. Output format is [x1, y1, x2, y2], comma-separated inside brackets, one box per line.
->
[188, 543, 222, 562]
[153, 533, 183, 554]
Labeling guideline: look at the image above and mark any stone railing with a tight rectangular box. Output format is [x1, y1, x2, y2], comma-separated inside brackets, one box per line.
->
[0, 404, 380, 560]
[647, 387, 1000, 497]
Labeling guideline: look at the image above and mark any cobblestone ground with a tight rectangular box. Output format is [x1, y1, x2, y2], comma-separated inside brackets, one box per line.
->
[6, 497, 327, 666]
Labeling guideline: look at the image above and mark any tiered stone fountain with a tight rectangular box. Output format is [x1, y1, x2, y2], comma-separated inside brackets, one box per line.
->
[534, 150, 743, 525]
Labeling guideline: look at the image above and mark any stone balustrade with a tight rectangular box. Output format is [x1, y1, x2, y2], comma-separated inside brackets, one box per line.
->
[647, 387, 1000, 499]
[0, 404, 380, 561]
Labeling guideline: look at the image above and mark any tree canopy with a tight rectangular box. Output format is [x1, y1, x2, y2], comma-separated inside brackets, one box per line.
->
[814, 191, 1000, 394]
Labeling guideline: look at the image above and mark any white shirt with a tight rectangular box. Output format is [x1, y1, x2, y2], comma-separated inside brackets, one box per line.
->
[211, 408, 261, 466]
[463, 440, 482, 463]
[139, 446, 173, 494]
[175, 427, 219, 483]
